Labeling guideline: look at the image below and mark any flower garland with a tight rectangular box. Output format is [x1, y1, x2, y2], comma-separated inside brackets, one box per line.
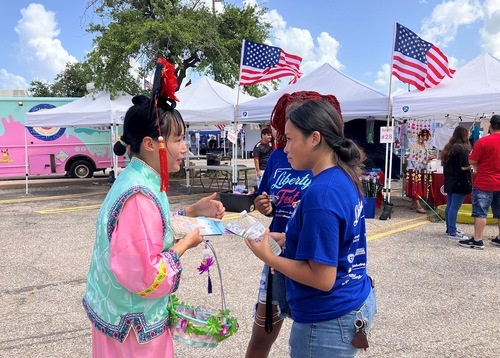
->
[168, 294, 239, 343]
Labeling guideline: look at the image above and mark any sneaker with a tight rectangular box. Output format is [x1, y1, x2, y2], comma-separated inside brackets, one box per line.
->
[458, 237, 484, 250]
[491, 237, 500, 247]
[445, 230, 464, 235]
[447, 232, 469, 240]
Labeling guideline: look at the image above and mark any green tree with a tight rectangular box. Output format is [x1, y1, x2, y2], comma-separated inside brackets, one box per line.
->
[28, 80, 54, 97]
[28, 62, 94, 97]
[52, 62, 94, 97]
[84, 0, 271, 97]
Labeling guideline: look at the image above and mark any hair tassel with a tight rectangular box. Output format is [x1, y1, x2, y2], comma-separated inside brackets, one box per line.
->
[207, 273, 213, 294]
[158, 136, 169, 192]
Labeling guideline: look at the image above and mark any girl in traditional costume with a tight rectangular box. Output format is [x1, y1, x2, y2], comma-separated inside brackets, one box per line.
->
[83, 59, 225, 357]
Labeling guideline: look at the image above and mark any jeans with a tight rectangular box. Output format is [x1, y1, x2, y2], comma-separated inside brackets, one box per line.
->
[445, 192, 467, 234]
[289, 288, 377, 358]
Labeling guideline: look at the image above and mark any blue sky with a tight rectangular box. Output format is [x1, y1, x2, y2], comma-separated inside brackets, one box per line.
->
[1, 0, 499, 95]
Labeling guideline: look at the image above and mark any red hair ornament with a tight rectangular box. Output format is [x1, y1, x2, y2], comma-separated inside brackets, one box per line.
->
[152, 58, 180, 192]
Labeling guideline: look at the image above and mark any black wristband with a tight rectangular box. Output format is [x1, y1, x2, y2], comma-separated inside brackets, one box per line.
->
[265, 204, 275, 217]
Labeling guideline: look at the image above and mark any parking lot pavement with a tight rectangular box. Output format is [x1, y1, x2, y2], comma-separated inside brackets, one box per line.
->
[1, 179, 499, 357]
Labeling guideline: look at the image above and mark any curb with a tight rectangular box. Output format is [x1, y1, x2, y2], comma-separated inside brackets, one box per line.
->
[0, 177, 110, 190]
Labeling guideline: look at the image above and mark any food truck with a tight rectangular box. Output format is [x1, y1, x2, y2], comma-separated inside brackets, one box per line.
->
[0, 96, 125, 179]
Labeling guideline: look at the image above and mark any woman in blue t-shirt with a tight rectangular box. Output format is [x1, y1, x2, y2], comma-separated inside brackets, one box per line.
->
[246, 99, 376, 357]
[246, 91, 341, 358]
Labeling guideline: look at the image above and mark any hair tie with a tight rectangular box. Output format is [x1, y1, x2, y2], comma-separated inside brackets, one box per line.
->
[119, 139, 128, 147]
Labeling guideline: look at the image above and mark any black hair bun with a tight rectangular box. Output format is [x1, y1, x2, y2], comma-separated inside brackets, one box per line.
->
[132, 95, 150, 106]
[113, 141, 127, 156]
[156, 96, 176, 111]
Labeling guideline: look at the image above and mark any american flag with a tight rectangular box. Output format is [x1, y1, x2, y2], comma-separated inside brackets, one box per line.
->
[392, 23, 455, 91]
[215, 124, 225, 131]
[144, 79, 153, 90]
[239, 40, 302, 86]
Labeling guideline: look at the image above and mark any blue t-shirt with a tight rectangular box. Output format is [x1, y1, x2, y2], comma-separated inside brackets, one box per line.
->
[285, 166, 371, 323]
[258, 148, 312, 233]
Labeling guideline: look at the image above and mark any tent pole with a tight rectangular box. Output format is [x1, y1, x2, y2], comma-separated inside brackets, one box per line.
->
[109, 120, 117, 182]
[184, 133, 191, 189]
[24, 126, 29, 194]
[232, 86, 242, 191]
[387, 114, 395, 202]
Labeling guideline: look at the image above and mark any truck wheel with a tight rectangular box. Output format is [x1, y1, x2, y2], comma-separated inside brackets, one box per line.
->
[70, 160, 94, 178]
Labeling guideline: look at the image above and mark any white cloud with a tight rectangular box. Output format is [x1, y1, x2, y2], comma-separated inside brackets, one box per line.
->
[374, 64, 391, 91]
[420, 0, 483, 46]
[480, 0, 500, 58]
[14, 3, 77, 82]
[259, 7, 343, 76]
[0, 69, 29, 90]
[374, 64, 407, 96]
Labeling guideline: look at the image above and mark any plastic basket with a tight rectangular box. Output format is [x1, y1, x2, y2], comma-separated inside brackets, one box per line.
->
[168, 241, 238, 348]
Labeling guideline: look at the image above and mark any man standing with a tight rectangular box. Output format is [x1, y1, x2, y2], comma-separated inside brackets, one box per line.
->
[253, 128, 273, 188]
[459, 115, 500, 249]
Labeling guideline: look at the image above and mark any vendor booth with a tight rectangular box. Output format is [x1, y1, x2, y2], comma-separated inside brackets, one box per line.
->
[405, 169, 475, 207]
[393, 52, 500, 206]
[393, 52, 500, 120]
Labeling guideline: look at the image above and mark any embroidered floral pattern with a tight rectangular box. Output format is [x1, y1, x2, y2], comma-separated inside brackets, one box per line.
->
[164, 249, 182, 293]
[83, 297, 171, 343]
[107, 186, 167, 241]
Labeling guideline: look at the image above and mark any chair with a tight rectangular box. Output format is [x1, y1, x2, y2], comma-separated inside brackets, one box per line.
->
[207, 166, 231, 190]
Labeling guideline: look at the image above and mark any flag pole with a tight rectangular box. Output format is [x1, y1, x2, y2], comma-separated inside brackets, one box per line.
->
[232, 39, 246, 191]
[383, 22, 397, 203]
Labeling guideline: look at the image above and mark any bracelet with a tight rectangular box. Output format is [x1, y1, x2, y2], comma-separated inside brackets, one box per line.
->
[171, 207, 186, 216]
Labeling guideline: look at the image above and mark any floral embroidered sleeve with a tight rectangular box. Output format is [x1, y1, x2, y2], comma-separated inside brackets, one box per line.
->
[109, 192, 182, 299]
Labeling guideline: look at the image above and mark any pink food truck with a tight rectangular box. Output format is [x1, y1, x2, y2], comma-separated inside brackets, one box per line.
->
[0, 96, 126, 179]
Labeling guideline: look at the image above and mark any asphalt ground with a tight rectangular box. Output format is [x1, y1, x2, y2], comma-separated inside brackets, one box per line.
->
[0, 173, 499, 358]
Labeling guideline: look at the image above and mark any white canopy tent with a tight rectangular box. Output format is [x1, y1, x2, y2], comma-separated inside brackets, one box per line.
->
[175, 76, 257, 189]
[25, 91, 133, 127]
[176, 76, 255, 128]
[392, 52, 500, 120]
[238, 63, 389, 123]
[23, 91, 133, 193]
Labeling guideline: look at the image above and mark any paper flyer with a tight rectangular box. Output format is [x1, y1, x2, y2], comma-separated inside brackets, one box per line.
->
[170, 216, 226, 237]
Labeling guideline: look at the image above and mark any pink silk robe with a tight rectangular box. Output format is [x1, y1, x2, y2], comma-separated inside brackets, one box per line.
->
[92, 192, 180, 357]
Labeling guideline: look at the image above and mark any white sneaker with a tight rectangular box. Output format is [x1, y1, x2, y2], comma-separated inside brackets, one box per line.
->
[447, 232, 469, 240]
[445, 230, 463, 237]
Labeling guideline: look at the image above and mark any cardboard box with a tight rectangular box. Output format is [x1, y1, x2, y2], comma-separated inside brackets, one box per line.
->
[219, 191, 258, 213]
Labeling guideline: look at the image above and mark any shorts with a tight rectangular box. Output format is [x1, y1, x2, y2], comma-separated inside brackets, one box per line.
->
[256, 264, 290, 319]
[471, 188, 500, 218]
